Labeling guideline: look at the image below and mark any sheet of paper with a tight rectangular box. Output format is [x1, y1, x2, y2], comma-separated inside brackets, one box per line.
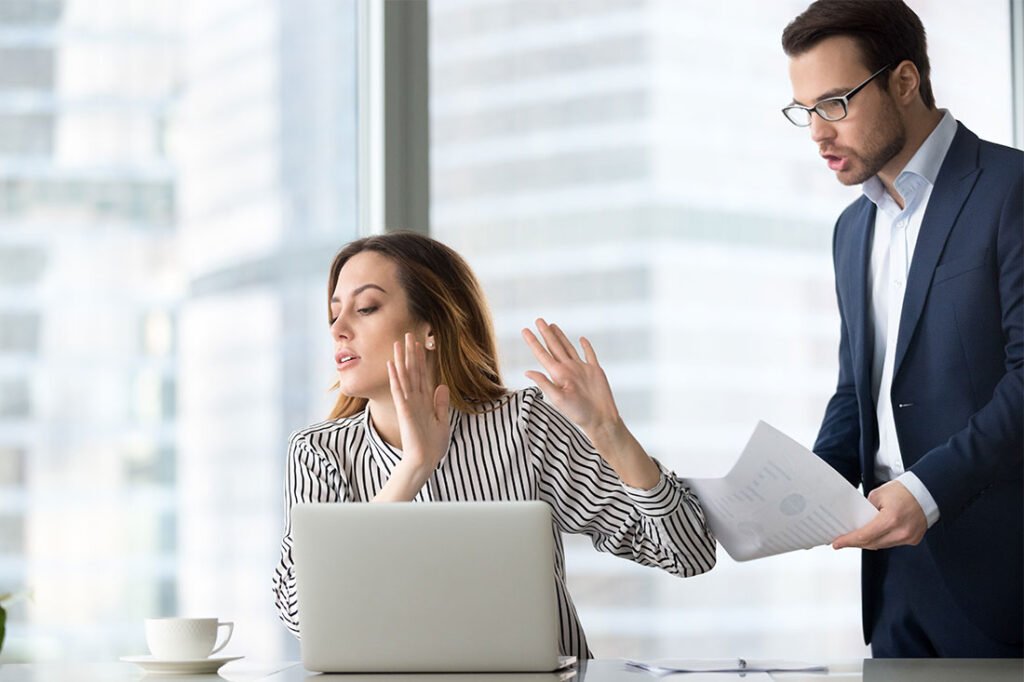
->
[624, 660, 773, 679]
[683, 421, 878, 561]
[625, 659, 827, 674]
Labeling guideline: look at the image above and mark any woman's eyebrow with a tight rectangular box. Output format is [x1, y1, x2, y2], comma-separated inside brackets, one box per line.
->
[331, 283, 387, 303]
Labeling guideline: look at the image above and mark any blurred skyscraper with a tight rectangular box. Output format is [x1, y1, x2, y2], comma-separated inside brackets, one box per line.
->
[174, 0, 357, 660]
[0, 0, 180, 658]
[428, 0, 1013, 659]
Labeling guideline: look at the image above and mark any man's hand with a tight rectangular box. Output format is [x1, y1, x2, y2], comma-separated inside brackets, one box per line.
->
[832, 480, 928, 550]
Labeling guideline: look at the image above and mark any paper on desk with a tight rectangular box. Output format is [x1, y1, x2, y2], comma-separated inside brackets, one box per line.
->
[625, 659, 827, 675]
[624, 660, 772, 679]
[683, 421, 877, 561]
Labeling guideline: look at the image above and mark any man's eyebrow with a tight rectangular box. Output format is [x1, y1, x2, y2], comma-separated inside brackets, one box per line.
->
[791, 87, 850, 107]
[331, 283, 387, 303]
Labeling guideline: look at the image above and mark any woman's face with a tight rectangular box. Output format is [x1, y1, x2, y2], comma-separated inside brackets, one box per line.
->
[329, 250, 434, 403]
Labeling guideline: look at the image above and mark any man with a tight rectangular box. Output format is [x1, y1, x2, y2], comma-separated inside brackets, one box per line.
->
[781, 0, 1022, 658]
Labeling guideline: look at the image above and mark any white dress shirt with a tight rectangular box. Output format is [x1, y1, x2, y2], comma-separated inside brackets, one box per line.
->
[272, 386, 717, 660]
[863, 110, 957, 527]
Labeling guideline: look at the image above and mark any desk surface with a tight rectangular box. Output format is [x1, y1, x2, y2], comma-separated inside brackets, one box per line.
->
[0, 658, 1021, 682]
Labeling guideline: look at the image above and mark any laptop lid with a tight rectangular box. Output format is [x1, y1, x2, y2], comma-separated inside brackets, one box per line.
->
[291, 501, 564, 673]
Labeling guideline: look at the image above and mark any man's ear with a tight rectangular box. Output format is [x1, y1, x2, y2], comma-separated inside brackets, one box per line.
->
[891, 59, 922, 106]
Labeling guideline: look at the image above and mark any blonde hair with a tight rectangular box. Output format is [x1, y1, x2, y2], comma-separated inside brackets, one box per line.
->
[326, 231, 507, 419]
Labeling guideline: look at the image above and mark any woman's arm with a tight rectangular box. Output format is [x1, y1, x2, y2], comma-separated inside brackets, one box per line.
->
[272, 431, 348, 635]
[372, 334, 451, 502]
[521, 319, 716, 576]
[522, 318, 659, 489]
[520, 387, 716, 576]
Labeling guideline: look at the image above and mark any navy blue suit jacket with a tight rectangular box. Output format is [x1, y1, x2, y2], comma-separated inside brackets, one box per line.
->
[813, 122, 1023, 645]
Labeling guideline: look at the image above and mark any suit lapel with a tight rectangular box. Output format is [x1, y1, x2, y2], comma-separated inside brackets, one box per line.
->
[893, 125, 981, 377]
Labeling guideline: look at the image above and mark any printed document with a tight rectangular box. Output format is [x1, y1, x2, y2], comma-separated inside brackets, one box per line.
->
[684, 421, 877, 561]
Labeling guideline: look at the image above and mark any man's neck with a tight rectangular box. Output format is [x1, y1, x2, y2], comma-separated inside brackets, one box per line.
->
[877, 108, 945, 209]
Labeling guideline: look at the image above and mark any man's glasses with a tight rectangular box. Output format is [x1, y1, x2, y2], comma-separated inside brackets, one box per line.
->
[782, 64, 891, 127]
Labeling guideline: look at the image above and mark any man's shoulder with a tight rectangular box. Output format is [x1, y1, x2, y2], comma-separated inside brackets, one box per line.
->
[951, 123, 1022, 178]
[834, 194, 874, 234]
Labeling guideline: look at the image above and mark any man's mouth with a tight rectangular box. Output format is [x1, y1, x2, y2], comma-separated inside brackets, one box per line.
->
[821, 152, 849, 172]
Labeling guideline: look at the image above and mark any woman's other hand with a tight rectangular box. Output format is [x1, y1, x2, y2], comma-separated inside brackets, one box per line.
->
[522, 319, 660, 490]
[521, 318, 620, 435]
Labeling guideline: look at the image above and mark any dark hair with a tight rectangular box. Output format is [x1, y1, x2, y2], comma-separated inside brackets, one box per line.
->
[326, 231, 507, 418]
[781, 0, 935, 109]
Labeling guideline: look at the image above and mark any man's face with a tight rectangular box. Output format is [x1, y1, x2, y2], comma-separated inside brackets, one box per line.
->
[787, 36, 906, 186]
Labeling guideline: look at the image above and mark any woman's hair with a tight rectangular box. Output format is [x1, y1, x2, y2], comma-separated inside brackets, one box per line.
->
[326, 231, 507, 419]
[781, 0, 935, 109]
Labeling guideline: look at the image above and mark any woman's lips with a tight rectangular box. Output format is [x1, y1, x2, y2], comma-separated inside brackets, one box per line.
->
[335, 353, 360, 370]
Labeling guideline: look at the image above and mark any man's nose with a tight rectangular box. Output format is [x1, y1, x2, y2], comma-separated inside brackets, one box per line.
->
[808, 113, 836, 144]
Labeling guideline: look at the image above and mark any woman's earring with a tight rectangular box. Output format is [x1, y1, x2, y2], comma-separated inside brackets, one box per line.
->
[426, 339, 435, 349]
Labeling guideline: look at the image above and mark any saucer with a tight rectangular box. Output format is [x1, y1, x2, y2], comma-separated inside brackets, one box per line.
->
[120, 654, 243, 675]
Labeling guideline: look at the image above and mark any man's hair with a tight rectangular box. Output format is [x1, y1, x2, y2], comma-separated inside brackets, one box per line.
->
[781, 0, 935, 109]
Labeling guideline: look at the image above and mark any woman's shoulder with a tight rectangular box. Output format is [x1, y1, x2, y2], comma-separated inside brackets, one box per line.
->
[288, 412, 366, 454]
[459, 386, 545, 422]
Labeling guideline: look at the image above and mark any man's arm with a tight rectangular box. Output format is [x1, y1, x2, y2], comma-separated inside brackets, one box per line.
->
[909, 172, 1023, 521]
[813, 220, 864, 487]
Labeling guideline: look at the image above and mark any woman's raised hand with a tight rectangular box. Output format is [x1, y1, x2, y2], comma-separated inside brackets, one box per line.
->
[521, 318, 621, 435]
[388, 332, 451, 475]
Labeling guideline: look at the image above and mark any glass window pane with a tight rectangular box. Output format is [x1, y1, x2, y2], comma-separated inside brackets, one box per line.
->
[1, 0, 360, 662]
[429, 0, 1013, 659]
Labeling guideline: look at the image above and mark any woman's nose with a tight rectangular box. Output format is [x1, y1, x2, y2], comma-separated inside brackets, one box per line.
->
[331, 312, 350, 338]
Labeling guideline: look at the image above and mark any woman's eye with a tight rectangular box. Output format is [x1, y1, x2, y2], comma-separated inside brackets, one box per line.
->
[357, 306, 378, 315]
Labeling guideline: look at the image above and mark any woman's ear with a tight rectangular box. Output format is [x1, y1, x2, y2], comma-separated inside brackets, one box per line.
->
[424, 329, 436, 350]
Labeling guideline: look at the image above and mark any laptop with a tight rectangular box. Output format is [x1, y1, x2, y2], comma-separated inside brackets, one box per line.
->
[290, 501, 575, 673]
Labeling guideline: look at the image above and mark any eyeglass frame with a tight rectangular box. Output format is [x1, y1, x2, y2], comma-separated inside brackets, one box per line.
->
[782, 64, 892, 127]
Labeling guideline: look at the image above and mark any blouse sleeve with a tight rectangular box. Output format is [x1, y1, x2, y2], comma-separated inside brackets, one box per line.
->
[272, 428, 350, 637]
[519, 387, 717, 577]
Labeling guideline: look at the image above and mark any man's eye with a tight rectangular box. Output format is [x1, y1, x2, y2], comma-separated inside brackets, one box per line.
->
[357, 306, 378, 315]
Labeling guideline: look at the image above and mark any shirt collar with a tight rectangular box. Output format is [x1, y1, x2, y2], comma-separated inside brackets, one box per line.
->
[862, 109, 957, 208]
[362, 404, 461, 475]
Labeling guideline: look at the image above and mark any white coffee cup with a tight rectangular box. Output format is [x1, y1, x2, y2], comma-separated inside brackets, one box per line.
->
[144, 617, 234, 661]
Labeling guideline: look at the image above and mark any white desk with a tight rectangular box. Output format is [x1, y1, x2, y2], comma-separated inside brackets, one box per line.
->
[0, 658, 1021, 681]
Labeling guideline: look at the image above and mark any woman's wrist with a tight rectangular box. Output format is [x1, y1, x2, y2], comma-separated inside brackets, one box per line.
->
[372, 458, 434, 502]
[585, 419, 661, 491]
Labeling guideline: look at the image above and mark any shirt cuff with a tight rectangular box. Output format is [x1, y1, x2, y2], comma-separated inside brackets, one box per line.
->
[897, 471, 940, 527]
[621, 466, 684, 518]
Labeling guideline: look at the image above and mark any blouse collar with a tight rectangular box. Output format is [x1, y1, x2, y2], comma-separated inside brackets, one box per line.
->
[361, 404, 461, 478]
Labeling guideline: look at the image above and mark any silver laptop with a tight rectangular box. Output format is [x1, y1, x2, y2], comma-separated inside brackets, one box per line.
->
[291, 501, 574, 673]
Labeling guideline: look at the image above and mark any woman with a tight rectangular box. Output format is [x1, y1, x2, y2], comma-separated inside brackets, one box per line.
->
[272, 232, 716, 659]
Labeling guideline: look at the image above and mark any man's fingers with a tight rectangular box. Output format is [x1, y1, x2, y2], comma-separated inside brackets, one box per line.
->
[833, 515, 888, 550]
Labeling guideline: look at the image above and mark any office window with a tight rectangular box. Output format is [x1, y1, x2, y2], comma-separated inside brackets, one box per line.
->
[0, 0, 359, 663]
[429, 0, 1015, 659]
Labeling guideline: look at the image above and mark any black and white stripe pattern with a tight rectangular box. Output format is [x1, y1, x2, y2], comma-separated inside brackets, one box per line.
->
[272, 386, 716, 659]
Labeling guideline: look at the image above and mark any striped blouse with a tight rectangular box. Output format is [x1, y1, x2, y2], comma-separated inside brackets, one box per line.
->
[272, 386, 716, 659]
